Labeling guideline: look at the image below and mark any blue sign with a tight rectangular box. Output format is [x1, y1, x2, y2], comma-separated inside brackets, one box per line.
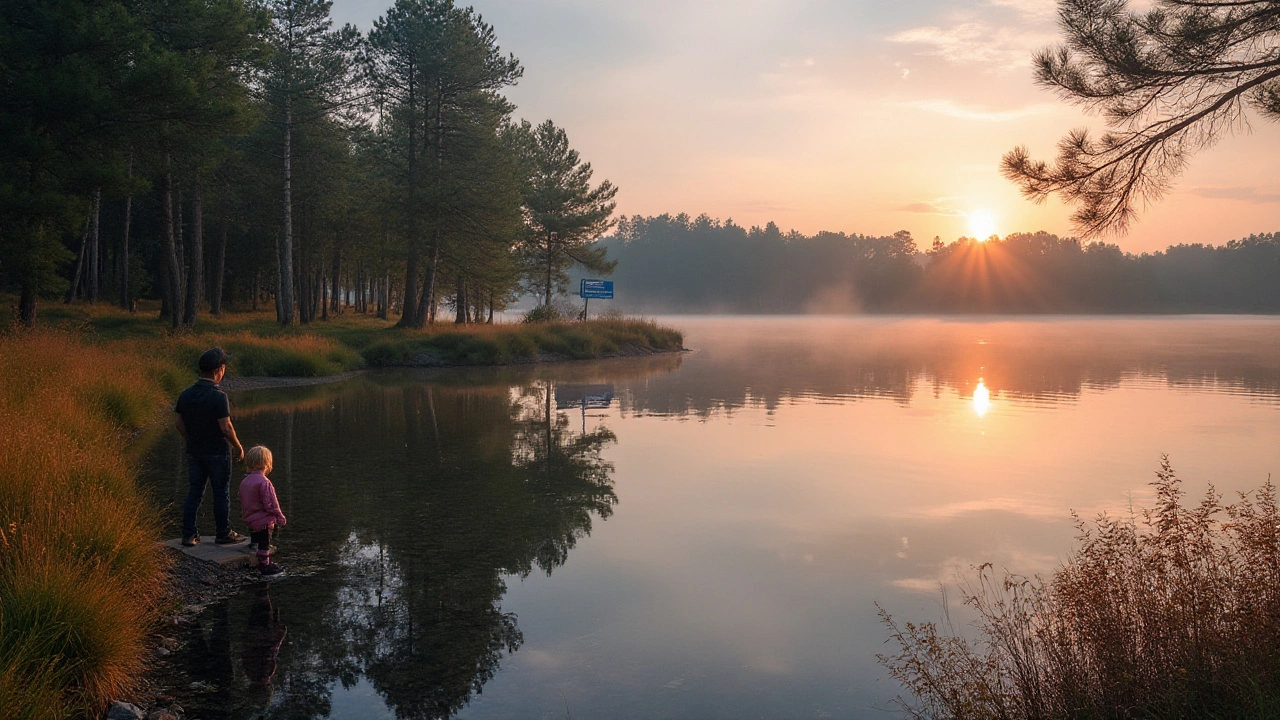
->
[579, 279, 614, 299]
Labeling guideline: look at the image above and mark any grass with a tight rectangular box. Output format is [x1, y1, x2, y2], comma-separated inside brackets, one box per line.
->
[0, 331, 167, 719]
[36, 302, 683, 372]
[880, 458, 1280, 720]
[360, 318, 684, 367]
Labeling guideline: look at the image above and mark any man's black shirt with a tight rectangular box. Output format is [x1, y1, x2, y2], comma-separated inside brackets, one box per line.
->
[174, 379, 231, 454]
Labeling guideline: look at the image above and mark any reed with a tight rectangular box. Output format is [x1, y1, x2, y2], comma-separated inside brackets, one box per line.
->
[0, 331, 166, 718]
[880, 458, 1280, 720]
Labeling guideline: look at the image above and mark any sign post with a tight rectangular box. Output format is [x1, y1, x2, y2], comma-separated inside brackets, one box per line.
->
[578, 279, 614, 320]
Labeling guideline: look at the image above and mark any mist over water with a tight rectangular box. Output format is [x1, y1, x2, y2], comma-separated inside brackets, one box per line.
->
[142, 316, 1280, 719]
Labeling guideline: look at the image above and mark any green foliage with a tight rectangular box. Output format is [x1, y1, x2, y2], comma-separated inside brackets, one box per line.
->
[881, 458, 1280, 720]
[512, 119, 618, 307]
[1003, 0, 1280, 236]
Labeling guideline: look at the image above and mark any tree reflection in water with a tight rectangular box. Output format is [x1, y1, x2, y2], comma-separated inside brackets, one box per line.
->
[211, 375, 622, 720]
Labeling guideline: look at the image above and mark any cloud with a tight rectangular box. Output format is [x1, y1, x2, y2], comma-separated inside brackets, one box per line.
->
[986, 0, 1058, 20]
[903, 99, 1058, 122]
[1184, 185, 1280, 204]
[895, 200, 964, 216]
[887, 22, 1056, 70]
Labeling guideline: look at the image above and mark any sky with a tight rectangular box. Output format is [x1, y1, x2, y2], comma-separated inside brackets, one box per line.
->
[331, 0, 1280, 253]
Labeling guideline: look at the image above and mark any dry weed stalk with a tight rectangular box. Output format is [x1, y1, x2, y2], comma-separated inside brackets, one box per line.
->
[880, 457, 1280, 719]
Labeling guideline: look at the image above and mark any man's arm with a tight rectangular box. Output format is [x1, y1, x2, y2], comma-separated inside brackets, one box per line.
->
[175, 413, 188, 444]
[218, 417, 245, 462]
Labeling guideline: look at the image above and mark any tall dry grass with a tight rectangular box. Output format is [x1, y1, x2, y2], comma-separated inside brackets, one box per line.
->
[0, 331, 167, 719]
[880, 458, 1280, 720]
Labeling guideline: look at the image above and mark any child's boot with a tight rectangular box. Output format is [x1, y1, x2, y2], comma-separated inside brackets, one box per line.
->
[258, 551, 284, 577]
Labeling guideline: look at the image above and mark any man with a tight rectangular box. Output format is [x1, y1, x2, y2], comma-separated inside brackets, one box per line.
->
[175, 347, 247, 547]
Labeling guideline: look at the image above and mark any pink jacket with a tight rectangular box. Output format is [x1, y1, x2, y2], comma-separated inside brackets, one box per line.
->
[239, 471, 287, 532]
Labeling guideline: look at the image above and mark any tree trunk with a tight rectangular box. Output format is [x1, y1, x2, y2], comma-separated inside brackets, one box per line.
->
[19, 280, 38, 327]
[330, 246, 341, 314]
[212, 217, 227, 315]
[87, 189, 101, 304]
[378, 271, 389, 320]
[164, 169, 185, 330]
[280, 100, 297, 325]
[64, 212, 90, 304]
[398, 255, 419, 327]
[414, 231, 441, 328]
[183, 178, 204, 327]
[545, 232, 555, 308]
[454, 275, 466, 324]
[120, 153, 133, 310]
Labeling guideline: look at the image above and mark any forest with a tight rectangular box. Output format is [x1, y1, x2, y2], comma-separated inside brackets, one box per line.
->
[597, 214, 1280, 314]
[0, 0, 617, 329]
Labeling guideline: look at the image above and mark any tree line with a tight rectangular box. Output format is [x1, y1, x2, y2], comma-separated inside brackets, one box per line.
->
[597, 214, 1280, 313]
[0, 0, 618, 329]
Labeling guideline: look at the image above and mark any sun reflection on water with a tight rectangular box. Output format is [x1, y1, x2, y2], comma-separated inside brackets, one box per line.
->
[973, 379, 992, 418]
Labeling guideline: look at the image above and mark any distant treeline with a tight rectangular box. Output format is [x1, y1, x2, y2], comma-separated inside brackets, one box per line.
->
[595, 214, 1280, 313]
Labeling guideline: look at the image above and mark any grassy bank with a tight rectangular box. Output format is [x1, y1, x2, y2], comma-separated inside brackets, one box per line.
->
[39, 304, 684, 376]
[0, 304, 681, 716]
[0, 332, 169, 719]
[880, 458, 1280, 720]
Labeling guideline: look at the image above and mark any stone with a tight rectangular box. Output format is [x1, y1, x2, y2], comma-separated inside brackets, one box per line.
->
[147, 710, 179, 720]
[169, 704, 184, 715]
[161, 536, 254, 567]
[159, 637, 180, 651]
[105, 701, 145, 720]
[153, 646, 171, 657]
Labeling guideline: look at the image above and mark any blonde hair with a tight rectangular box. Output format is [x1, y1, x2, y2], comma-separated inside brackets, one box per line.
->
[245, 445, 274, 473]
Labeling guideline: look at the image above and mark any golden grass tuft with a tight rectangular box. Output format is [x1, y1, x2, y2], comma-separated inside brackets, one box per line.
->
[0, 331, 166, 718]
[880, 458, 1280, 720]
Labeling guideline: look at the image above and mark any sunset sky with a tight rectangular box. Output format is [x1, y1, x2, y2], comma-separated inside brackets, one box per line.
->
[333, 0, 1280, 253]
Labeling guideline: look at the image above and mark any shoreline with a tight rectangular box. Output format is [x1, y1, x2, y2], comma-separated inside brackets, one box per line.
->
[223, 344, 686, 392]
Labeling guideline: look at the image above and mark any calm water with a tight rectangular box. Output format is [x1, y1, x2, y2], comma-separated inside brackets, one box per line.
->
[141, 316, 1280, 720]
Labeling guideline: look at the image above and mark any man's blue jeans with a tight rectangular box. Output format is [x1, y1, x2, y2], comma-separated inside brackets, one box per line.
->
[182, 452, 232, 539]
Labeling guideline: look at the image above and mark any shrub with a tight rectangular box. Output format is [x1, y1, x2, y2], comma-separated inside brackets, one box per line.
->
[880, 458, 1280, 720]
[523, 304, 563, 324]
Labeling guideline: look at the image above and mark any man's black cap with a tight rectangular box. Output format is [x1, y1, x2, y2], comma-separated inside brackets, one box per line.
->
[198, 347, 232, 373]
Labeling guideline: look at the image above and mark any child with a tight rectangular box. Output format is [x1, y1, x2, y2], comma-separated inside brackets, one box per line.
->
[239, 446, 287, 577]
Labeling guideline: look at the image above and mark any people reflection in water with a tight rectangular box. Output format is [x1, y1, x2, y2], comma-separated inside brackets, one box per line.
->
[241, 585, 287, 706]
[202, 377, 624, 719]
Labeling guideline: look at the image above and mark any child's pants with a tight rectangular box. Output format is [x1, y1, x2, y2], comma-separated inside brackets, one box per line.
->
[251, 526, 273, 563]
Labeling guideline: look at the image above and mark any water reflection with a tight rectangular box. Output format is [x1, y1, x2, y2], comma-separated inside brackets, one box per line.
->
[973, 379, 991, 418]
[616, 317, 1280, 417]
[140, 318, 1280, 720]
[148, 364, 652, 720]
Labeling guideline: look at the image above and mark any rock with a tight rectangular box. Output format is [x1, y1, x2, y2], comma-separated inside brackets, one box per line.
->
[153, 694, 175, 707]
[159, 637, 180, 651]
[169, 704, 184, 715]
[105, 701, 145, 720]
[154, 646, 171, 657]
[188, 680, 214, 692]
[147, 710, 179, 720]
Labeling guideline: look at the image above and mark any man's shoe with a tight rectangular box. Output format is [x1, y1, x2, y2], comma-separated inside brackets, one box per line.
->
[259, 562, 285, 578]
[215, 531, 247, 545]
[181, 535, 201, 547]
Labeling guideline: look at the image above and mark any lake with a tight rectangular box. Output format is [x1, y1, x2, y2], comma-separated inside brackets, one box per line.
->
[141, 316, 1280, 720]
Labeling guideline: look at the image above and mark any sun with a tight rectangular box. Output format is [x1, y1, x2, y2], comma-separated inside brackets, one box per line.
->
[967, 210, 998, 241]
